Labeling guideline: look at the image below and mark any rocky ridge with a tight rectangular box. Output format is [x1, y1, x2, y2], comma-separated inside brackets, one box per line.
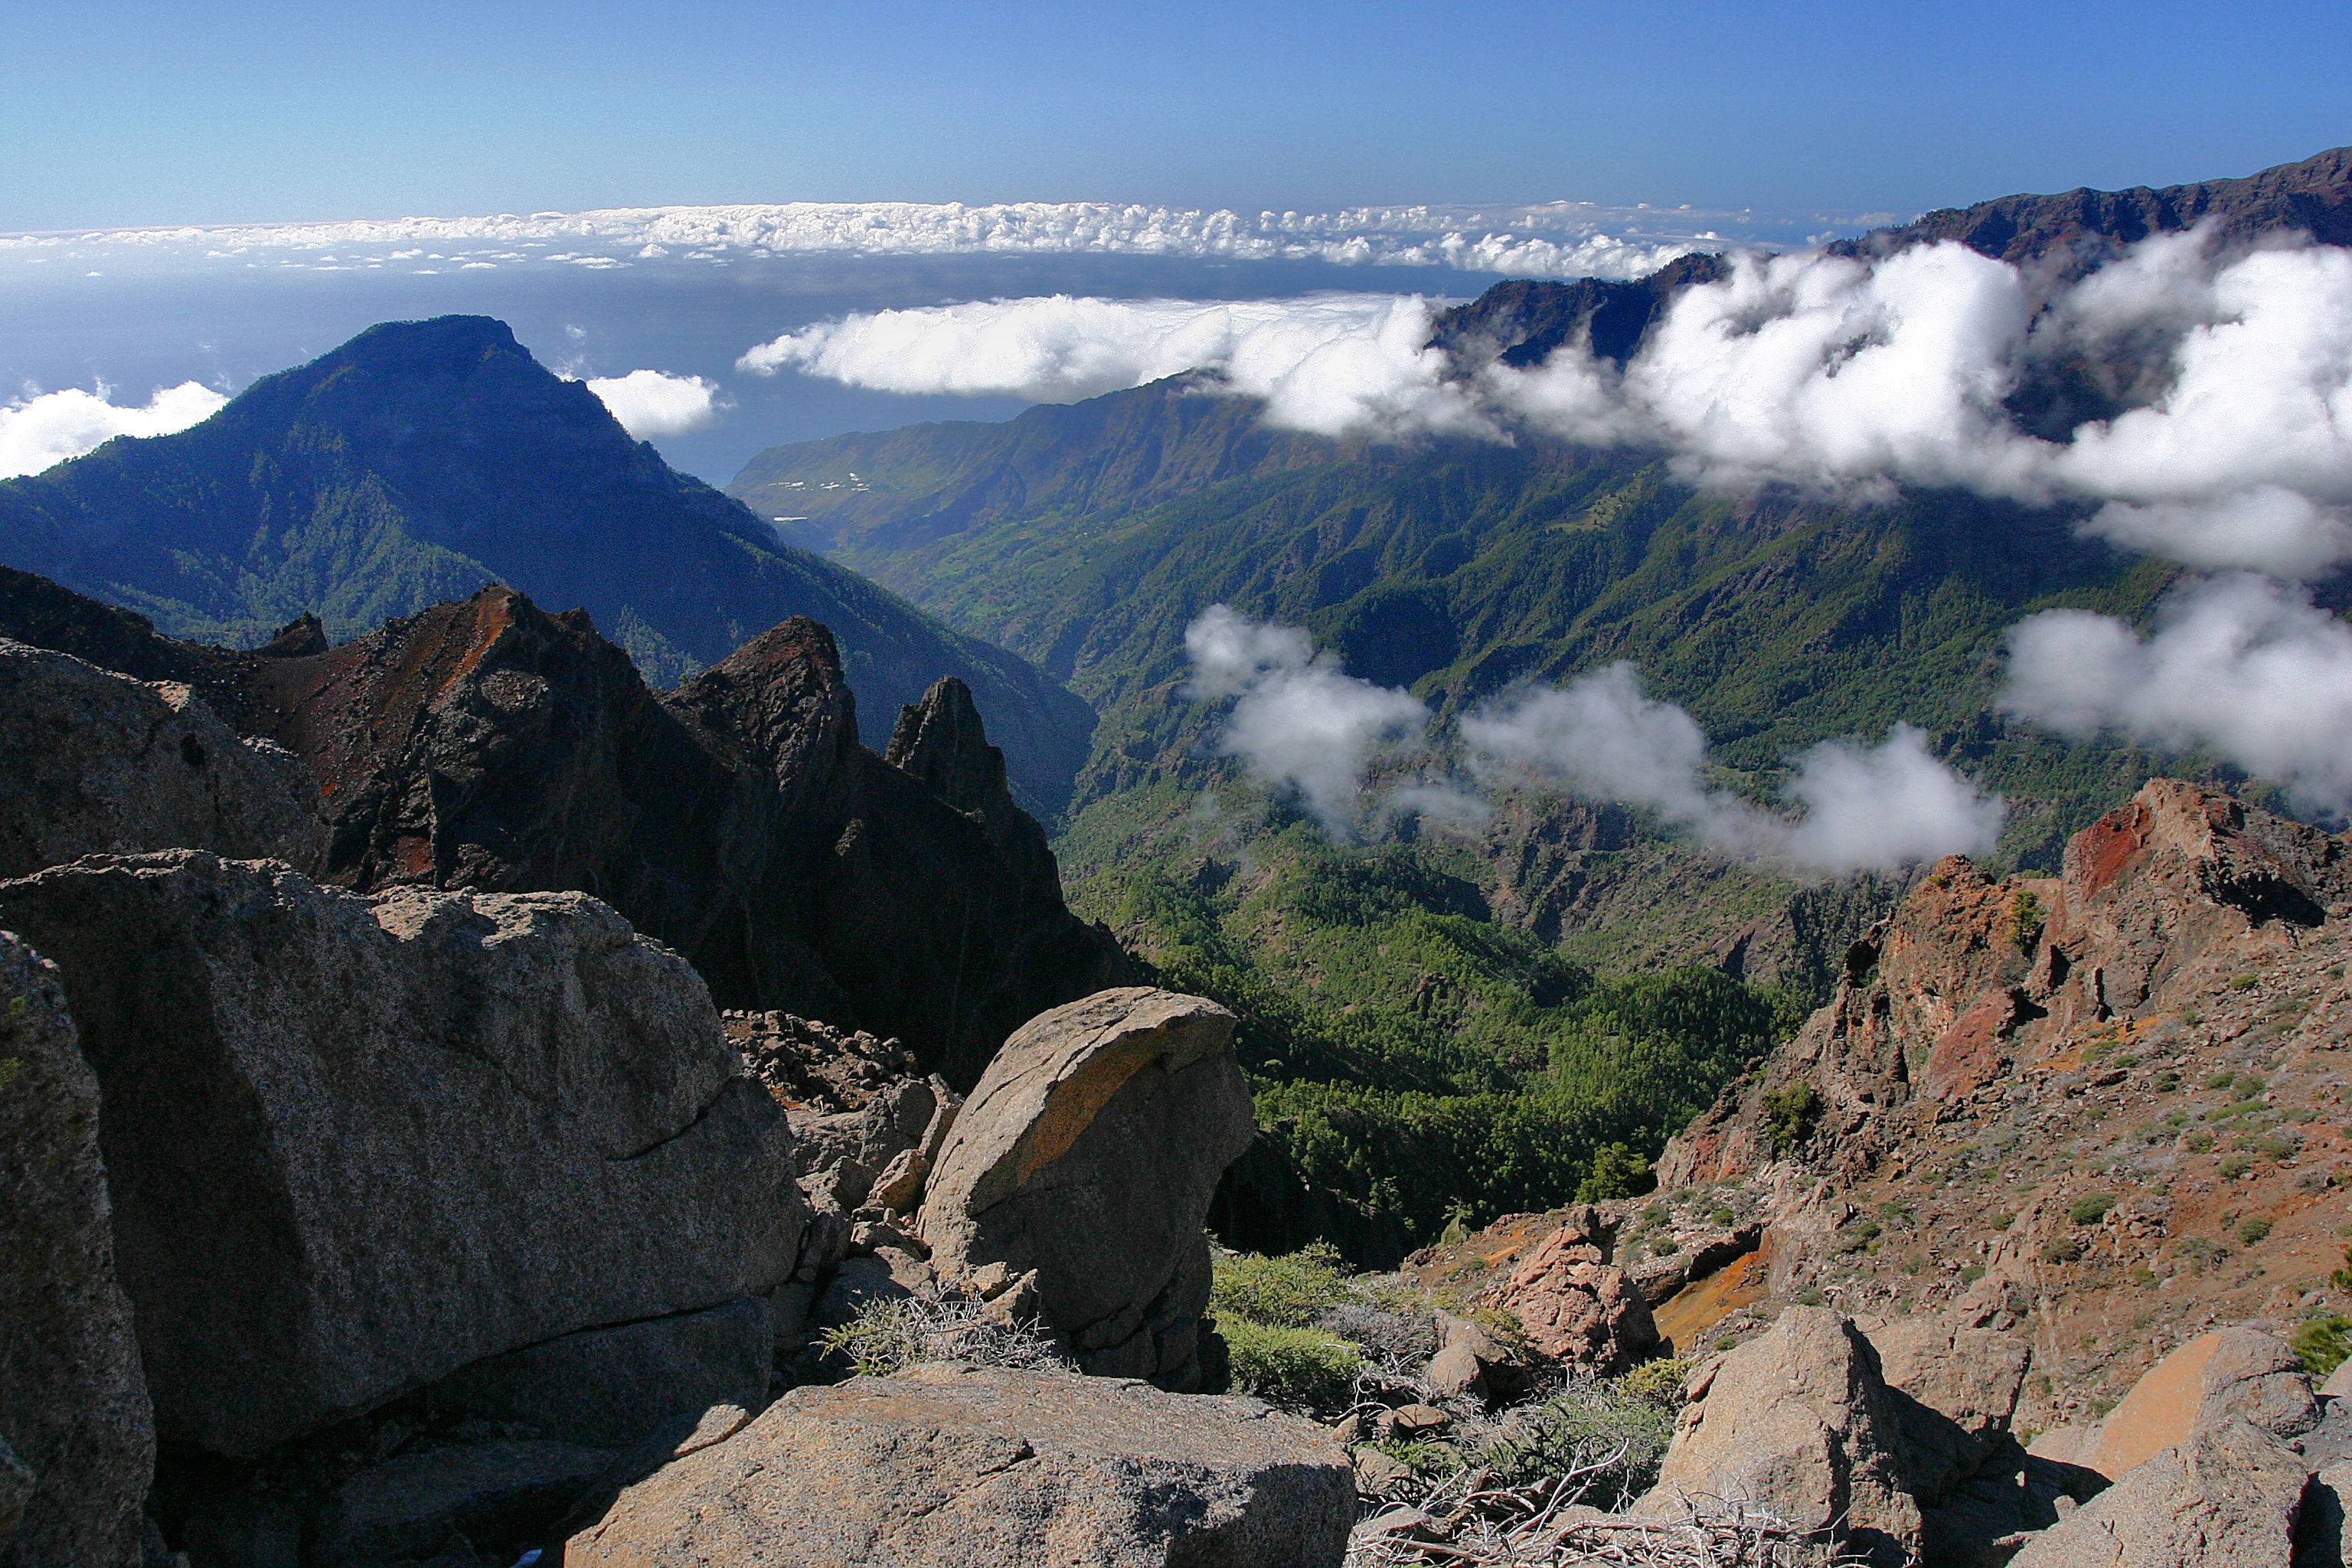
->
[0, 567, 1124, 1086]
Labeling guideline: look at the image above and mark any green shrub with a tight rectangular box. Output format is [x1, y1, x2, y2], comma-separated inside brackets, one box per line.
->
[2294, 1315, 2352, 1380]
[1576, 1142, 1653, 1203]
[2042, 1236, 2085, 1264]
[2238, 1217, 2273, 1245]
[1219, 1318, 1363, 1408]
[2069, 1193, 2117, 1227]
[1760, 1083, 1821, 1155]
[2218, 1153, 2254, 1179]
[2331, 1246, 2352, 1292]
[2008, 890, 2044, 952]
[2230, 974, 2259, 992]
[1471, 1370, 1681, 1508]
[1210, 1243, 1351, 1330]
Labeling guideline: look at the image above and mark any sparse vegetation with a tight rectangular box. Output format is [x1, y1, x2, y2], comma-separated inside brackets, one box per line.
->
[2237, 1217, 2272, 1245]
[2293, 1314, 2352, 1380]
[1761, 1083, 1823, 1156]
[818, 1285, 1072, 1378]
[2068, 1193, 2117, 1227]
[2007, 889, 2044, 952]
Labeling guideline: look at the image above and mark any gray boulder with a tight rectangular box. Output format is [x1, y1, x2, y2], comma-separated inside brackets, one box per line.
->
[0, 639, 320, 880]
[0, 932, 153, 1568]
[2088, 1327, 2318, 1481]
[0, 852, 802, 1458]
[565, 1362, 1354, 1567]
[1635, 1307, 1921, 1568]
[2007, 1419, 2311, 1568]
[916, 988, 1253, 1388]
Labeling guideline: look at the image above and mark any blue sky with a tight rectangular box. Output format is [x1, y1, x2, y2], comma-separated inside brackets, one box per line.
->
[6, 0, 2348, 230]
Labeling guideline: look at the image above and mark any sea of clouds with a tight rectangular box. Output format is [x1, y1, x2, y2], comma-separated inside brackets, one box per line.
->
[4, 197, 1813, 281]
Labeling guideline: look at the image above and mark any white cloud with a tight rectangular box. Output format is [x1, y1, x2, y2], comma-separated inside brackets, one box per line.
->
[582, 369, 724, 439]
[742, 294, 1492, 439]
[1779, 725, 2011, 877]
[1462, 664, 2003, 874]
[1184, 605, 1431, 834]
[0, 381, 228, 479]
[1187, 614, 2001, 870]
[2001, 573, 2352, 815]
[1615, 243, 2042, 498]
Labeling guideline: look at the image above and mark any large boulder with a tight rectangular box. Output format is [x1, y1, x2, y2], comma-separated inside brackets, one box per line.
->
[0, 932, 152, 1568]
[1864, 1313, 2032, 1502]
[0, 851, 802, 1458]
[564, 1362, 1354, 1568]
[2089, 1327, 2318, 1481]
[0, 638, 320, 879]
[1635, 1307, 1921, 1567]
[1481, 1207, 1658, 1375]
[2007, 1419, 2311, 1568]
[916, 988, 1254, 1388]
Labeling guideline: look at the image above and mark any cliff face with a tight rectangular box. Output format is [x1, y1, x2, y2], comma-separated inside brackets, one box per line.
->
[0, 569, 1123, 1086]
[1645, 779, 2352, 1428]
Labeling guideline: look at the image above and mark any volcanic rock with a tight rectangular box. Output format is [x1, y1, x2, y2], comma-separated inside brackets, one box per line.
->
[1481, 1206, 1658, 1375]
[564, 1362, 1354, 1568]
[0, 637, 320, 879]
[0, 851, 799, 1458]
[0, 931, 152, 1568]
[916, 988, 1254, 1387]
[2006, 1418, 2311, 1568]
[1636, 1307, 1922, 1567]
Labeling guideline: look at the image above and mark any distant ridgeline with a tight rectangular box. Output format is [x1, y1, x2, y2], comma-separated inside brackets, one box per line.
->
[0, 316, 1093, 812]
[720, 148, 2352, 1256]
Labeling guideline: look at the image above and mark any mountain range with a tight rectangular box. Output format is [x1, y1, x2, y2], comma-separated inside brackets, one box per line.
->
[0, 317, 1093, 810]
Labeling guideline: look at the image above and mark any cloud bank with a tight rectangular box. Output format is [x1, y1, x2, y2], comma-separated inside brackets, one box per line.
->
[1187, 608, 2003, 872]
[743, 294, 1488, 438]
[583, 369, 724, 439]
[1464, 665, 2006, 875]
[0, 382, 227, 479]
[8, 198, 1816, 282]
[2002, 573, 2352, 815]
[760, 230, 2352, 583]
[1184, 606, 1431, 832]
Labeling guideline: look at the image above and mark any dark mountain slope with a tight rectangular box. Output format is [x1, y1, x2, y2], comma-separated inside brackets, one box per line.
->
[0, 316, 1093, 810]
[0, 565, 1122, 1085]
[1857, 142, 2352, 269]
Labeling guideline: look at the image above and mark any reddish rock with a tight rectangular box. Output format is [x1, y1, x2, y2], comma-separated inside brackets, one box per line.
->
[1481, 1207, 1658, 1374]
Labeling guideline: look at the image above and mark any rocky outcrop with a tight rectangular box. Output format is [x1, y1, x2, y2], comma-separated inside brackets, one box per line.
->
[0, 638, 320, 879]
[1864, 1315, 2032, 1505]
[917, 988, 1255, 1388]
[564, 1362, 1355, 1568]
[1478, 1207, 1658, 1375]
[0, 932, 152, 1568]
[2007, 1419, 2313, 1568]
[1643, 778, 2352, 1427]
[0, 851, 800, 1459]
[1638, 1308, 1923, 1567]
[0, 576, 1122, 1087]
[1663, 779, 2352, 1190]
